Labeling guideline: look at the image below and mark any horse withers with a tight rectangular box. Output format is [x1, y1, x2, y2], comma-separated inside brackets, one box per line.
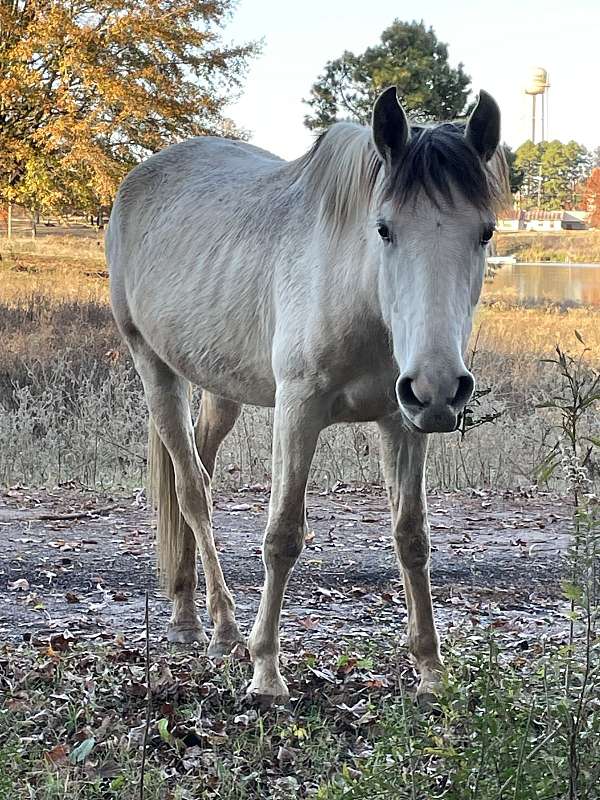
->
[106, 87, 508, 704]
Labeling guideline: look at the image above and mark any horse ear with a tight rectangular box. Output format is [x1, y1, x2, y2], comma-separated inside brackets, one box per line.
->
[465, 90, 501, 162]
[372, 86, 410, 168]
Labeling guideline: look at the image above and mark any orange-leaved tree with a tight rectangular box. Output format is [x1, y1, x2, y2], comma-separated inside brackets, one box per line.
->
[0, 0, 257, 216]
[583, 168, 600, 228]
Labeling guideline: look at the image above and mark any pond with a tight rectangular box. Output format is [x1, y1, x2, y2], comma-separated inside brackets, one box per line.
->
[484, 262, 600, 307]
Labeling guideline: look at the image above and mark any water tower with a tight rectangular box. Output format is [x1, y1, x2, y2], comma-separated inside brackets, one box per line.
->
[524, 67, 550, 142]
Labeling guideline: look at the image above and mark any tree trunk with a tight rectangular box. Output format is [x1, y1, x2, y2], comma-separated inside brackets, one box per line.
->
[7, 201, 12, 239]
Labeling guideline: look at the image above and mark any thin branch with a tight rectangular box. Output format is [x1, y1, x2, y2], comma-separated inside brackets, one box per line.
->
[139, 589, 151, 800]
[28, 504, 119, 522]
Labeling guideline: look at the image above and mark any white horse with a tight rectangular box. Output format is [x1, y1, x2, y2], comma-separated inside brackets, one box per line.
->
[106, 87, 508, 703]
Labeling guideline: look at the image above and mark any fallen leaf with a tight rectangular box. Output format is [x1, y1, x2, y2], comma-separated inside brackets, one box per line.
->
[297, 616, 320, 631]
[69, 737, 95, 764]
[44, 744, 70, 768]
[9, 578, 29, 591]
[50, 632, 75, 652]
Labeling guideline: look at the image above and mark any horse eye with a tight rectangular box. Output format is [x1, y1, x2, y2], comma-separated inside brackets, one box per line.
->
[377, 222, 392, 242]
[481, 225, 495, 246]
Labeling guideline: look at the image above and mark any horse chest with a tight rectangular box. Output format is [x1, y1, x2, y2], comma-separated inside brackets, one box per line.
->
[300, 328, 399, 423]
[330, 370, 399, 423]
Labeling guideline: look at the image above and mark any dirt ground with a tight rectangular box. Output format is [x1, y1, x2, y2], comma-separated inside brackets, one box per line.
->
[0, 485, 573, 653]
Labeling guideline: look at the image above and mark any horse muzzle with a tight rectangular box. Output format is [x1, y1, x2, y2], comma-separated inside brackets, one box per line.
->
[396, 371, 474, 434]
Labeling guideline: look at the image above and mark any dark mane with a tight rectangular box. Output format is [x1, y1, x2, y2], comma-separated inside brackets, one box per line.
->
[386, 123, 499, 211]
[290, 120, 508, 234]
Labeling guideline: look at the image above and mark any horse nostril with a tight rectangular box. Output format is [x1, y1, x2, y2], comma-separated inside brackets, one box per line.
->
[451, 374, 475, 410]
[397, 376, 428, 409]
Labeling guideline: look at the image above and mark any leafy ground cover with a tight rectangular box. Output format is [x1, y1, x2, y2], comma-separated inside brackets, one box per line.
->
[1, 622, 598, 800]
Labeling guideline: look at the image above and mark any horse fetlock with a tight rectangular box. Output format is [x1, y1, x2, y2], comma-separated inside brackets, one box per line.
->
[171, 590, 198, 616]
[415, 664, 444, 707]
[396, 534, 430, 571]
[409, 642, 443, 694]
[407, 629, 441, 664]
[246, 627, 277, 662]
[172, 576, 198, 599]
[207, 588, 236, 623]
[169, 592, 207, 644]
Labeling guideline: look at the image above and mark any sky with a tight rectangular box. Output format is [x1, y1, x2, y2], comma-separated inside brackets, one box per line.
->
[223, 0, 599, 161]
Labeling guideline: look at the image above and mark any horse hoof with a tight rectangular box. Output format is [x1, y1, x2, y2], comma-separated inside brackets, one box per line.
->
[167, 624, 208, 645]
[416, 678, 442, 711]
[245, 687, 290, 709]
[416, 690, 439, 709]
[207, 636, 247, 659]
[245, 676, 290, 708]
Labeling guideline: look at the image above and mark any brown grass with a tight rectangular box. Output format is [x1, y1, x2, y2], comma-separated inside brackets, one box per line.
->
[0, 231, 105, 260]
[476, 304, 600, 375]
[0, 238, 598, 491]
[496, 230, 600, 263]
[0, 240, 107, 306]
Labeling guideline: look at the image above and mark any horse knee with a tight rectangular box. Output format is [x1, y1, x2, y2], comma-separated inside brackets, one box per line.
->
[263, 520, 305, 569]
[394, 517, 430, 571]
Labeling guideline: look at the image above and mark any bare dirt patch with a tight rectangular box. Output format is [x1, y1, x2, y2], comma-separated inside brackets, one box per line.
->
[0, 485, 572, 650]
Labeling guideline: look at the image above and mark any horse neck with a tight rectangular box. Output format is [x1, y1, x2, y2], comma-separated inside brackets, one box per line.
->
[316, 221, 383, 324]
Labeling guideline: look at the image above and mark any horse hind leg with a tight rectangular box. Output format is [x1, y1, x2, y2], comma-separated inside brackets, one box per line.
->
[147, 415, 205, 644]
[194, 391, 244, 655]
[139, 344, 242, 654]
[194, 391, 241, 479]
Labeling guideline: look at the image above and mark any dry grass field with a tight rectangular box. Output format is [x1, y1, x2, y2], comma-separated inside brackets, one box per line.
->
[495, 229, 600, 263]
[0, 235, 599, 491]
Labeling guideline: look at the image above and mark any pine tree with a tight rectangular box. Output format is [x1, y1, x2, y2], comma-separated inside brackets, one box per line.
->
[304, 20, 471, 132]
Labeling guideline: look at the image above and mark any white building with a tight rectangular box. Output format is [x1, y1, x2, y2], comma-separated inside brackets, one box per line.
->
[497, 209, 588, 232]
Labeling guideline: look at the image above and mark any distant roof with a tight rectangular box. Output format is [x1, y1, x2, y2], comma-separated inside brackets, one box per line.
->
[497, 208, 588, 222]
[526, 210, 568, 221]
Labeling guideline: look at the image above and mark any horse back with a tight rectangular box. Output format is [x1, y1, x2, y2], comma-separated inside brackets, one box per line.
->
[106, 137, 291, 404]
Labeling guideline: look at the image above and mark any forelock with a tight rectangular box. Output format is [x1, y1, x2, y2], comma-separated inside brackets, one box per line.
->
[383, 123, 506, 213]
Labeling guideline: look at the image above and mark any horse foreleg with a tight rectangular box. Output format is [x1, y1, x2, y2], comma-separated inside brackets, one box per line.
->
[378, 415, 442, 702]
[247, 387, 323, 703]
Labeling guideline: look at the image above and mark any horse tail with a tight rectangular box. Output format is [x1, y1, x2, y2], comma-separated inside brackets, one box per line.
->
[148, 409, 190, 598]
